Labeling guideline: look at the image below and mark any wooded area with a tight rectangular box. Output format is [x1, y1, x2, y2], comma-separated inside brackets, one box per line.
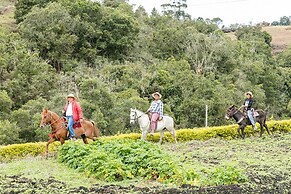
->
[0, 0, 290, 145]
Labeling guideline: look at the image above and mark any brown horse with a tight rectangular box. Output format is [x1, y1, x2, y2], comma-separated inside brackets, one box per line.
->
[225, 105, 270, 138]
[40, 108, 99, 154]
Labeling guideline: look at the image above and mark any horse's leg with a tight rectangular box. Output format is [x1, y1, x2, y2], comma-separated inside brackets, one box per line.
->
[141, 129, 147, 141]
[168, 128, 178, 143]
[241, 127, 245, 139]
[81, 134, 88, 144]
[237, 127, 242, 139]
[264, 122, 271, 135]
[238, 125, 245, 139]
[60, 138, 65, 144]
[159, 130, 164, 144]
[259, 122, 264, 137]
[46, 138, 56, 155]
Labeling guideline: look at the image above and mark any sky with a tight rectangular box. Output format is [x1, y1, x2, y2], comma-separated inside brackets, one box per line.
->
[128, 0, 291, 26]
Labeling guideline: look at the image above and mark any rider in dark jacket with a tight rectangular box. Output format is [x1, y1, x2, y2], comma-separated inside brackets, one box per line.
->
[244, 91, 257, 130]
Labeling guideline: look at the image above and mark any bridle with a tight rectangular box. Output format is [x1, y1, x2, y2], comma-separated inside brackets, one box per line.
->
[42, 111, 65, 133]
[227, 106, 244, 124]
[130, 110, 144, 123]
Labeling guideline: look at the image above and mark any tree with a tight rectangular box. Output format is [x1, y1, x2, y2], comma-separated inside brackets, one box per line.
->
[161, 0, 189, 20]
[19, 2, 78, 72]
[0, 120, 21, 145]
[0, 90, 13, 120]
[280, 16, 290, 26]
[0, 32, 58, 108]
[14, 0, 53, 23]
[235, 26, 272, 46]
[99, 6, 139, 60]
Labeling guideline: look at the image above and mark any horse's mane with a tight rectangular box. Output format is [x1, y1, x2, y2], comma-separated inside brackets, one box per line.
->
[135, 109, 145, 115]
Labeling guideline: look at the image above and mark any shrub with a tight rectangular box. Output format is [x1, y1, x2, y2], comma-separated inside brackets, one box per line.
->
[207, 165, 248, 185]
[0, 142, 59, 161]
[58, 139, 183, 183]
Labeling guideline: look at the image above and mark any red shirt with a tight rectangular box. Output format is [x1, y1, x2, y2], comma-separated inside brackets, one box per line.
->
[63, 100, 83, 122]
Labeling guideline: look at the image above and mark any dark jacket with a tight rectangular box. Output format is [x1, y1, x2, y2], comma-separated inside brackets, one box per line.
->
[244, 98, 253, 111]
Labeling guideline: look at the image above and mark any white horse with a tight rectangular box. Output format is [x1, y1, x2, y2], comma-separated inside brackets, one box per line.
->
[130, 108, 177, 144]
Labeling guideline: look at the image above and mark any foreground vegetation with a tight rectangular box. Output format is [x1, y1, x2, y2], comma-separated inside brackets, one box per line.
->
[1, 132, 290, 193]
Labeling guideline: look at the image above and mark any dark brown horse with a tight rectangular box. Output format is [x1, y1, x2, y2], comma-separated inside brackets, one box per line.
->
[225, 105, 270, 138]
[40, 108, 99, 154]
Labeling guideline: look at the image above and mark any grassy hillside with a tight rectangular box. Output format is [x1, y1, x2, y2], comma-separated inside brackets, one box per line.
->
[263, 26, 291, 53]
[0, 0, 16, 32]
[1, 132, 290, 193]
[226, 25, 291, 54]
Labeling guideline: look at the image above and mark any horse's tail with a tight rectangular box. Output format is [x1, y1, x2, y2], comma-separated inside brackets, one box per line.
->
[91, 121, 100, 138]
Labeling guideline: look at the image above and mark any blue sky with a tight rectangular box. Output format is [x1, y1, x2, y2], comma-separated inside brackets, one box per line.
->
[128, 0, 291, 26]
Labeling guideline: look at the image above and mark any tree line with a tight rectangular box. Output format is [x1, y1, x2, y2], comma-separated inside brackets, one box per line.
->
[0, 0, 290, 145]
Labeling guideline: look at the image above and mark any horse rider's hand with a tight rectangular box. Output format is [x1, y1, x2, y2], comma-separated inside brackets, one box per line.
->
[159, 117, 163, 121]
[79, 118, 83, 122]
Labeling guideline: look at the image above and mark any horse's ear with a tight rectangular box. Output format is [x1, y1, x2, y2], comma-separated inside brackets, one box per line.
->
[43, 107, 48, 113]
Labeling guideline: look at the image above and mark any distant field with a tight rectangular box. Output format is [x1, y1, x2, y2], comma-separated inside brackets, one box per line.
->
[263, 26, 291, 53]
[0, 0, 16, 32]
[226, 26, 291, 54]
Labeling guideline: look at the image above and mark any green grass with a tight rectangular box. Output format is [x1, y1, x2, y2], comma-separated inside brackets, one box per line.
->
[162, 132, 291, 188]
[0, 156, 98, 188]
[1, 133, 290, 193]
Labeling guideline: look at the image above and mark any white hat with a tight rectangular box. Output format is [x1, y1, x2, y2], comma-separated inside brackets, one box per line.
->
[246, 91, 253, 97]
[152, 92, 162, 98]
[67, 93, 76, 99]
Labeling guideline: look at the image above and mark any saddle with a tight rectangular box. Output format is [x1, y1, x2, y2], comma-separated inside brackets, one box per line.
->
[73, 121, 82, 129]
[244, 108, 259, 119]
[62, 117, 82, 129]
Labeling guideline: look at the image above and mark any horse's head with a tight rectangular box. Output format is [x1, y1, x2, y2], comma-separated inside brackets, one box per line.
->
[130, 108, 137, 125]
[225, 105, 237, 120]
[40, 108, 52, 127]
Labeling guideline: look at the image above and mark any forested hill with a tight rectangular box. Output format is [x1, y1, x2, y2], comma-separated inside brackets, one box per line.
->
[0, 0, 290, 145]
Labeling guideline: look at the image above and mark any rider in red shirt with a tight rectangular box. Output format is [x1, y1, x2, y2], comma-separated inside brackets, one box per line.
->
[63, 94, 83, 140]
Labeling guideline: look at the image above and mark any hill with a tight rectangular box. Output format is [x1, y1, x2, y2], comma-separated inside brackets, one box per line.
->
[0, 0, 16, 32]
[226, 26, 291, 54]
[263, 26, 291, 53]
[1, 0, 291, 53]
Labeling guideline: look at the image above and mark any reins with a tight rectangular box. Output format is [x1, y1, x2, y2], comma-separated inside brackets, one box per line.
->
[131, 110, 150, 129]
[131, 111, 144, 122]
[231, 106, 245, 124]
[47, 112, 66, 134]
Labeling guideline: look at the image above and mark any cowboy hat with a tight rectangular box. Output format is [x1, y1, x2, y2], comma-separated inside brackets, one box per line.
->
[67, 93, 76, 99]
[152, 92, 162, 98]
[245, 91, 253, 97]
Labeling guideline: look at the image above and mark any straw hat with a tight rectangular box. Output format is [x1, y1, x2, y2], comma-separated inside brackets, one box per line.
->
[152, 92, 162, 98]
[67, 93, 76, 99]
[245, 91, 253, 97]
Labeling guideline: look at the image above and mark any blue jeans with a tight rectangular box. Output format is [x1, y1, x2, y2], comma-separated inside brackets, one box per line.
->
[67, 116, 75, 137]
[247, 110, 255, 126]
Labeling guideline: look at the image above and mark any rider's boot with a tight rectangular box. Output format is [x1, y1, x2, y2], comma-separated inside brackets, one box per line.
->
[253, 125, 257, 130]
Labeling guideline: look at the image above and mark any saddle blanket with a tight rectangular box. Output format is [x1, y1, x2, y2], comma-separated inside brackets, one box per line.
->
[73, 121, 82, 129]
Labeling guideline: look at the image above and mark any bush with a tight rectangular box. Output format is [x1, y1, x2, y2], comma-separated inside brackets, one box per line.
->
[207, 165, 248, 185]
[0, 142, 59, 161]
[103, 119, 291, 142]
[58, 139, 183, 183]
